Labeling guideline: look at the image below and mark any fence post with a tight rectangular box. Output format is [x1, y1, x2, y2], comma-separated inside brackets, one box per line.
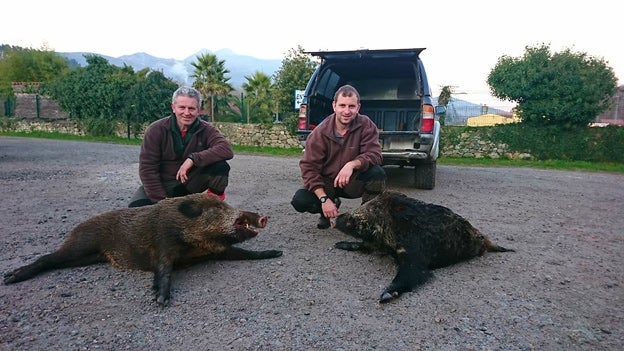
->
[36, 94, 41, 118]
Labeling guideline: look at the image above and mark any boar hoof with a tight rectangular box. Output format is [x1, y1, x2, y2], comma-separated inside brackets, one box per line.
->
[379, 291, 399, 303]
[262, 250, 283, 258]
[156, 295, 169, 307]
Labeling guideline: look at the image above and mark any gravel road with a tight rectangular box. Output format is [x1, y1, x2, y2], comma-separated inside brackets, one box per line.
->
[0, 136, 622, 351]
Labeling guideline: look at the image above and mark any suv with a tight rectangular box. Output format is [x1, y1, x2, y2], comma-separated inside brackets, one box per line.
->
[296, 48, 446, 189]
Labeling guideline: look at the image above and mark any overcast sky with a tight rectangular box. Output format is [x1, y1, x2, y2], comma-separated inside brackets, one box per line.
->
[3, 0, 621, 109]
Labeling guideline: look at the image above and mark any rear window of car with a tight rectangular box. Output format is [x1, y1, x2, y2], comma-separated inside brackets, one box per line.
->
[314, 69, 341, 100]
[348, 79, 418, 100]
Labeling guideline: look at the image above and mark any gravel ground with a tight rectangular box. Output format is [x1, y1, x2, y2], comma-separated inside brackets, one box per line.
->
[0, 136, 622, 351]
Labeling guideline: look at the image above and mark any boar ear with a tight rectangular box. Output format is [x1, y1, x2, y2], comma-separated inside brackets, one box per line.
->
[178, 200, 203, 218]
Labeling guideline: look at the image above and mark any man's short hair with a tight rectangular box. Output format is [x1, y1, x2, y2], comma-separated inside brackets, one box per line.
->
[334, 85, 360, 102]
[172, 86, 202, 107]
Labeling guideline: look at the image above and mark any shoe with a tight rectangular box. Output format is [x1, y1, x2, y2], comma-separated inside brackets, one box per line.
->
[334, 197, 341, 209]
[317, 215, 330, 229]
[206, 189, 226, 201]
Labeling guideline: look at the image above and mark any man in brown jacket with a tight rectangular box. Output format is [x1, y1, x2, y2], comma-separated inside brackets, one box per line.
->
[290, 85, 387, 229]
[128, 86, 233, 208]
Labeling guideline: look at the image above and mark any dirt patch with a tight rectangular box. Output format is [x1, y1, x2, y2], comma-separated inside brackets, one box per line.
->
[1, 136, 622, 350]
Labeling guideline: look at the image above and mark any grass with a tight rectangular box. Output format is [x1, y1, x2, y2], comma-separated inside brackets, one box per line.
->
[2, 131, 622, 173]
[438, 156, 624, 173]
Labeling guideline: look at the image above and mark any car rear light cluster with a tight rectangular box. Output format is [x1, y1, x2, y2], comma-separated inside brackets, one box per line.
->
[421, 104, 435, 133]
[297, 104, 308, 130]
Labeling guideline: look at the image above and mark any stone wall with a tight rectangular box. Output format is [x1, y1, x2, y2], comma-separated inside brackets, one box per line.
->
[214, 122, 301, 148]
[0, 119, 302, 149]
[441, 130, 533, 160]
[0, 119, 533, 159]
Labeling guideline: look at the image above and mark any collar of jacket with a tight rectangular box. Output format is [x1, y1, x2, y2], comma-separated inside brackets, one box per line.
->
[170, 116, 201, 156]
[318, 113, 363, 138]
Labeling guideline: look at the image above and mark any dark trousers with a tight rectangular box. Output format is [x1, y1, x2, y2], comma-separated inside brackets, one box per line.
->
[290, 164, 386, 214]
[128, 160, 230, 208]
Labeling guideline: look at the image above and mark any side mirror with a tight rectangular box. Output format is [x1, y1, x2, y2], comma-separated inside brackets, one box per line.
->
[435, 106, 447, 115]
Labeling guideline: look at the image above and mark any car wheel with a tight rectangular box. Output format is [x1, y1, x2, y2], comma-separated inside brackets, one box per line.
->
[414, 161, 436, 189]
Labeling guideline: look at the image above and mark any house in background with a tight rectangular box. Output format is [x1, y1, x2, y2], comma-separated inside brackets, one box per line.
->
[433, 97, 513, 126]
[467, 113, 520, 127]
[595, 85, 624, 126]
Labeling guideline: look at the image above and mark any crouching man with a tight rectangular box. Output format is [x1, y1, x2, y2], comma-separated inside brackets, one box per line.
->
[290, 85, 386, 229]
[129, 86, 233, 208]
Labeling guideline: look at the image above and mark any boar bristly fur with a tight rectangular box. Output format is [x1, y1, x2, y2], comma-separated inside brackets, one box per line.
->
[333, 191, 513, 303]
[4, 193, 282, 306]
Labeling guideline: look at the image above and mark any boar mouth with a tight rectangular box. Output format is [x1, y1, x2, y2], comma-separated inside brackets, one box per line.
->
[234, 218, 259, 239]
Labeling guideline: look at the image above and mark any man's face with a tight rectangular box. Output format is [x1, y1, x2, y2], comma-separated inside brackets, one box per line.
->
[172, 96, 199, 130]
[332, 94, 360, 126]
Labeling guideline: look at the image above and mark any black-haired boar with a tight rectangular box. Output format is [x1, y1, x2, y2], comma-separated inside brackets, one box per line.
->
[332, 191, 514, 303]
[4, 193, 283, 306]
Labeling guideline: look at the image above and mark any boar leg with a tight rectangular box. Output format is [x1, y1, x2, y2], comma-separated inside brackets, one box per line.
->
[379, 250, 432, 303]
[334, 241, 377, 253]
[153, 261, 175, 307]
[4, 250, 107, 284]
[212, 247, 283, 260]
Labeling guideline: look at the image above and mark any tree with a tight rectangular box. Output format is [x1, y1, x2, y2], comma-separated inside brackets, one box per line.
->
[242, 71, 274, 123]
[438, 86, 453, 106]
[190, 53, 233, 122]
[272, 46, 318, 131]
[0, 45, 70, 96]
[44, 55, 178, 137]
[437, 85, 454, 126]
[126, 70, 178, 137]
[487, 44, 618, 127]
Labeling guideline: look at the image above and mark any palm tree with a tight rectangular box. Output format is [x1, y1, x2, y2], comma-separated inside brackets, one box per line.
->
[242, 71, 273, 123]
[190, 53, 233, 121]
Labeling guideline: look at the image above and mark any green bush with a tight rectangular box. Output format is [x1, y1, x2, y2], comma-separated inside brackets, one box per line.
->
[84, 118, 117, 137]
[0, 117, 18, 131]
[489, 124, 624, 162]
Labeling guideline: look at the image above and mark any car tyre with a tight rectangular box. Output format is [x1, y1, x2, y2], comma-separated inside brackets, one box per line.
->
[414, 161, 436, 189]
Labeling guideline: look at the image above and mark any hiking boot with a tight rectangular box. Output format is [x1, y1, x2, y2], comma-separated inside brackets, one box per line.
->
[317, 215, 331, 229]
[334, 197, 341, 209]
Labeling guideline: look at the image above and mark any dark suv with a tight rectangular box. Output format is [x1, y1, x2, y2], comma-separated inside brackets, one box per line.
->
[296, 48, 446, 189]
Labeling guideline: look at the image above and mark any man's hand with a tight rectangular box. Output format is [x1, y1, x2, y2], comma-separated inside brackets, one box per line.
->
[334, 160, 360, 188]
[321, 199, 340, 219]
[176, 158, 194, 183]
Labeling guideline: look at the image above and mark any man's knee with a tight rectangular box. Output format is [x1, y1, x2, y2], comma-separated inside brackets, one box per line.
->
[203, 160, 230, 176]
[128, 186, 153, 208]
[360, 165, 386, 181]
[291, 188, 320, 213]
[189, 161, 230, 194]
[129, 198, 153, 208]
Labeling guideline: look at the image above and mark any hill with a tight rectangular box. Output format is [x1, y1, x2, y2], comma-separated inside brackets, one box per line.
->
[59, 49, 282, 89]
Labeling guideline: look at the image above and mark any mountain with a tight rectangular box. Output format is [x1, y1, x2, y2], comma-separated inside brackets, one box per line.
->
[58, 49, 282, 89]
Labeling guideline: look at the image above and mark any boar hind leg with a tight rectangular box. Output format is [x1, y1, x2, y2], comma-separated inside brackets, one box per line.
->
[379, 252, 432, 303]
[153, 262, 174, 307]
[4, 249, 106, 284]
[213, 247, 283, 260]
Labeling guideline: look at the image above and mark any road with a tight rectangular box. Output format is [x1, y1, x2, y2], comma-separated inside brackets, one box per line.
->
[0, 136, 622, 350]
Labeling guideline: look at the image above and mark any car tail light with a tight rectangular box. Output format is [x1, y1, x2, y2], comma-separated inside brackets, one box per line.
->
[421, 104, 435, 133]
[297, 104, 308, 130]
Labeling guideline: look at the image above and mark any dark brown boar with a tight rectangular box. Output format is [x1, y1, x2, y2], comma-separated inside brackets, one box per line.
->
[3, 193, 282, 306]
[332, 191, 514, 303]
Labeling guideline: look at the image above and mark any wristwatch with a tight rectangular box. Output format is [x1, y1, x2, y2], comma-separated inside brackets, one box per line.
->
[319, 195, 329, 203]
[187, 153, 196, 163]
